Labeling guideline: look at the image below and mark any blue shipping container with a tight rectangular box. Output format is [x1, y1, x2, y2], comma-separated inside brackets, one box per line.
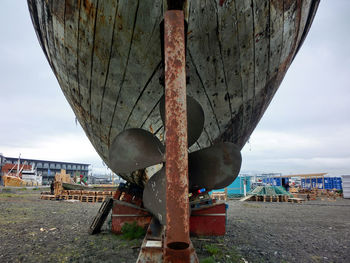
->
[213, 176, 251, 195]
[311, 178, 317, 188]
[324, 177, 333, 189]
[333, 177, 342, 190]
[306, 179, 311, 189]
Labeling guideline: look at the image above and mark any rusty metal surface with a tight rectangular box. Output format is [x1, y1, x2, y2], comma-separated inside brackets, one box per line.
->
[137, 218, 198, 263]
[189, 142, 242, 191]
[160, 95, 204, 148]
[109, 128, 164, 174]
[164, 9, 190, 258]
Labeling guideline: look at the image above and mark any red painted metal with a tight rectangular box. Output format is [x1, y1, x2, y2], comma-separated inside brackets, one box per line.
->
[164, 10, 191, 262]
[111, 187, 149, 235]
[113, 190, 122, 200]
[111, 200, 152, 234]
[190, 203, 227, 236]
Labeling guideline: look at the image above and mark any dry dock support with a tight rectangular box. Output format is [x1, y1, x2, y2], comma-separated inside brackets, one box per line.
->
[164, 10, 193, 262]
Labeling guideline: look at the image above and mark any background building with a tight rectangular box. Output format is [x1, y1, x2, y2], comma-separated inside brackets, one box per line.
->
[0, 154, 90, 185]
[0, 153, 4, 185]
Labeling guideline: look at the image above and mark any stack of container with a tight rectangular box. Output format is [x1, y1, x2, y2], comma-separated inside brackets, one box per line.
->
[300, 177, 343, 190]
[324, 177, 343, 190]
[262, 177, 289, 187]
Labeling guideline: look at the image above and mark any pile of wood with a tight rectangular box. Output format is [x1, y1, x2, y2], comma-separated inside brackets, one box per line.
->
[3, 175, 26, 187]
[62, 190, 116, 203]
[53, 169, 72, 196]
[290, 188, 316, 200]
[240, 194, 295, 203]
[41, 189, 116, 203]
[286, 187, 342, 201]
[210, 191, 227, 201]
[40, 169, 116, 203]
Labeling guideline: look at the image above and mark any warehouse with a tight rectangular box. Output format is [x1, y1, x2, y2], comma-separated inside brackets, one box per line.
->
[0, 154, 89, 185]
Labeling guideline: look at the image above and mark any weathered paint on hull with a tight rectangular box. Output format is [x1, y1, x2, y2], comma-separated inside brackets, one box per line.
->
[27, 0, 319, 185]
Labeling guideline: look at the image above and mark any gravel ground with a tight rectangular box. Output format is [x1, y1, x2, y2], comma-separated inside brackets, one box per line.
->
[0, 187, 349, 263]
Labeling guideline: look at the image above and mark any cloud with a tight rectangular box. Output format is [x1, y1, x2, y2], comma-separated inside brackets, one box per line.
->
[1, 132, 99, 164]
[241, 128, 350, 175]
[241, 156, 350, 176]
[239, 1, 350, 175]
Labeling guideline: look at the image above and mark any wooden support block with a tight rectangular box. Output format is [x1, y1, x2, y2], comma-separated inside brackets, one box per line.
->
[89, 197, 114, 235]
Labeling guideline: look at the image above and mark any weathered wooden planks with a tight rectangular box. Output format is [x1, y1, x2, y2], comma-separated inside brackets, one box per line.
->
[27, 0, 320, 185]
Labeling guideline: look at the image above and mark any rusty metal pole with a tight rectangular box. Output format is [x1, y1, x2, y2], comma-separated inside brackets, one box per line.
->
[164, 10, 190, 262]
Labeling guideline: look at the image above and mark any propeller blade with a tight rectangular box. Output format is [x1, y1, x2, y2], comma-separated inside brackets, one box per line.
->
[160, 95, 204, 147]
[188, 142, 242, 191]
[142, 167, 166, 225]
[109, 128, 165, 174]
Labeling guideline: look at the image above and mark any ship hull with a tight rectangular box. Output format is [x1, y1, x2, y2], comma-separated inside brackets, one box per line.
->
[27, 0, 319, 185]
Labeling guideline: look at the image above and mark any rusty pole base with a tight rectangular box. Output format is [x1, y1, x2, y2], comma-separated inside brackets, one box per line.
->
[164, 237, 198, 263]
[136, 218, 198, 263]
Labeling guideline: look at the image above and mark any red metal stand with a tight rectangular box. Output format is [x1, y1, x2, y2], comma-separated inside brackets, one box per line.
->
[111, 187, 152, 234]
[190, 203, 227, 236]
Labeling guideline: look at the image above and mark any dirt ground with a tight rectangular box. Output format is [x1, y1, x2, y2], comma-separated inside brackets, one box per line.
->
[0, 188, 349, 263]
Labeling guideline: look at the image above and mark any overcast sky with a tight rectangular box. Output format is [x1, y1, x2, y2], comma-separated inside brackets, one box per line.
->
[1, 1, 349, 176]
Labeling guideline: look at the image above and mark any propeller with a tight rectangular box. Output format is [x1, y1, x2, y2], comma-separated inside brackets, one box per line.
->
[143, 142, 241, 224]
[188, 142, 242, 191]
[108, 96, 241, 225]
[142, 167, 166, 225]
[159, 95, 204, 147]
[109, 128, 165, 174]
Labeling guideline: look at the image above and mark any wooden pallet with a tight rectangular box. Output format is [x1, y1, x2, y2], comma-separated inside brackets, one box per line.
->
[40, 194, 60, 200]
[95, 196, 107, 203]
[288, 198, 304, 203]
[248, 195, 289, 202]
[72, 195, 81, 200]
[211, 192, 227, 201]
[293, 193, 316, 200]
[95, 191, 113, 196]
[68, 190, 82, 195]
[61, 190, 70, 195]
[82, 191, 96, 196]
[81, 195, 96, 203]
[89, 197, 114, 235]
[42, 190, 115, 203]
